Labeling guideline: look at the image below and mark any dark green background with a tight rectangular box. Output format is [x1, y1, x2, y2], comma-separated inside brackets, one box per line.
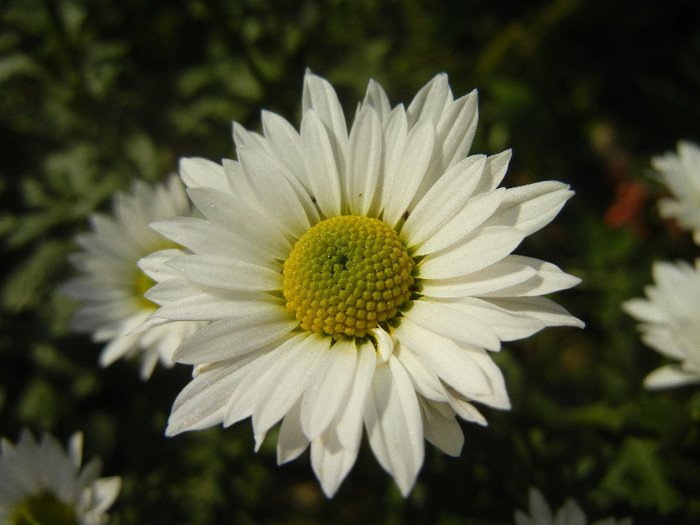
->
[1, 0, 699, 523]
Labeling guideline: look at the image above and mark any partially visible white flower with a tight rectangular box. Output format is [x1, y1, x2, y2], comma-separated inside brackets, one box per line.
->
[653, 141, 700, 244]
[515, 488, 632, 525]
[622, 259, 700, 389]
[61, 175, 206, 379]
[0, 429, 121, 525]
[144, 71, 583, 497]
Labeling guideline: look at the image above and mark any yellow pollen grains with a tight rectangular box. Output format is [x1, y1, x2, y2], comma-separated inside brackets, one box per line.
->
[283, 215, 415, 339]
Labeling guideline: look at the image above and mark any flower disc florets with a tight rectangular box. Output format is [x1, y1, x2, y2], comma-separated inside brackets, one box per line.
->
[283, 215, 415, 338]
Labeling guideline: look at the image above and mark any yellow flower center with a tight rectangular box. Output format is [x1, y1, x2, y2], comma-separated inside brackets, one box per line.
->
[11, 492, 78, 525]
[283, 216, 415, 339]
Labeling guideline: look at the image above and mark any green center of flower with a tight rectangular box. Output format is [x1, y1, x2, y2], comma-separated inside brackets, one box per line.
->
[11, 492, 78, 525]
[283, 215, 415, 339]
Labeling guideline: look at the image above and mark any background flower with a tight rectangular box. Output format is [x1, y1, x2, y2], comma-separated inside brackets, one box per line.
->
[515, 488, 632, 525]
[61, 176, 206, 379]
[622, 259, 700, 389]
[653, 141, 700, 244]
[0, 429, 120, 525]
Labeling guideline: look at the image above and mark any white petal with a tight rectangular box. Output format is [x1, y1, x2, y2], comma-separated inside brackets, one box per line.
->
[335, 339, 377, 450]
[406, 73, 452, 127]
[419, 258, 537, 298]
[346, 105, 383, 216]
[179, 157, 231, 192]
[382, 120, 435, 228]
[404, 298, 501, 351]
[476, 256, 582, 297]
[435, 90, 479, 169]
[412, 189, 506, 255]
[301, 338, 357, 440]
[402, 155, 486, 247]
[473, 149, 512, 194]
[362, 78, 392, 120]
[300, 110, 343, 218]
[395, 318, 494, 398]
[302, 70, 349, 152]
[395, 344, 447, 402]
[277, 399, 310, 464]
[252, 333, 331, 435]
[369, 326, 395, 363]
[186, 187, 291, 260]
[488, 296, 585, 329]
[173, 309, 297, 364]
[150, 217, 279, 264]
[483, 181, 574, 235]
[418, 226, 524, 279]
[166, 355, 259, 435]
[446, 297, 546, 341]
[261, 110, 310, 190]
[166, 254, 281, 292]
[364, 356, 424, 497]
[643, 365, 700, 389]
[420, 399, 464, 456]
[311, 428, 359, 497]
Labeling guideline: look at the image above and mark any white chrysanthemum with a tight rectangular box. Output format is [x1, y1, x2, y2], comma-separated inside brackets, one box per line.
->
[653, 141, 700, 244]
[622, 259, 700, 389]
[0, 430, 121, 525]
[514, 488, 632, 525]
[62, 175, 206, 379]
[143, 71, 583, 496]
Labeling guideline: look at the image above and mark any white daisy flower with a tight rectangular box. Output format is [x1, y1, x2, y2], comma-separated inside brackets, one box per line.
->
[143, 71, 583, 496]
[514, 488, 632, 525]
[653, 141, 700, 244]
[61, 175, 206, 379]
[622, 259, 700, 389]
[0, 429, 121, 525]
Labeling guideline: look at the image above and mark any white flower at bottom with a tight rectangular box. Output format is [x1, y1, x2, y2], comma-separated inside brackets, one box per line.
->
[0, 430, 120, 525]
[622, 259, 700, 389]
[61, 175, 206, 379]
[514, 488, 632, 525]
[143, 71, 583, 496]
[653, 141, 700, 244]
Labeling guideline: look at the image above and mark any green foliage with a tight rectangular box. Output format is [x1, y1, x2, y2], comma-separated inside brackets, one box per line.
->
[1, 0, 700, 524]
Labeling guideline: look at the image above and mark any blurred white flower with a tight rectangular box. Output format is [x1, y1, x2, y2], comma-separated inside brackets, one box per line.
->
[623, 259, 700, 389]
[0, 429, 120, 525]
[144, 71, 583, 496]
[62, 175, 205, 379]
[515, 488, 632, 525]
[653, 141, 700, 244]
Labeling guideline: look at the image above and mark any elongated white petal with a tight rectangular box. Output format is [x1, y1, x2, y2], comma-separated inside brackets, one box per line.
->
[173, 309, 297, 364]
[488, 296, 585, 329]
[346, 105, 383, 216]
[419, 226, 524, 279]
[179, 157, 232, 192]
[404, 298, 501, 351]
[420, 399, 464, 456]
[166, 355, 260, 435]
[419, 258, 537, 298]
[301, 338, 357, 440]
[402, 155, 486, 247]
[362, 78, 392, 120]
[395, 344, 447, 402]
[395, 318, 493, 397]
[311, 428, 359, 497]
[406, 73, 452, 127]
[483, 181, 574, 235]
[412, 189, 506, 255]
[300, 110, 343, 217]
[382, 121, 435, 228]
[167, 255, 281, 292]
[476, 256, 582, 297]
[302, 71, 349, 153]
[335, 339, 377, 450]
[277, 399, 310, 464]
[364, 356, 424, 496]
[644, 364, 700, 389]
